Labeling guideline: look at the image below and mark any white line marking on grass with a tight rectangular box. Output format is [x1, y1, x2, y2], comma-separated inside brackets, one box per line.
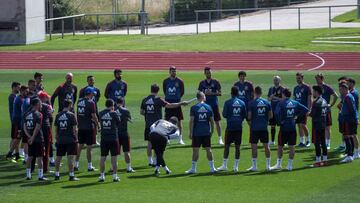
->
[315, 36, 360, 40]
[308, 53, 325, 71]
[312, 40, 360, 44]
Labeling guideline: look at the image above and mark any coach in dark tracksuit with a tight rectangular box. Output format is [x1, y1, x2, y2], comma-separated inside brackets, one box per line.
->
[149, 118, 180, 175]
[310, 86, 328, 167]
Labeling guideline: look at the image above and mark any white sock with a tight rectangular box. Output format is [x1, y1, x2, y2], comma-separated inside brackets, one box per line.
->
[38, 169, 43, 178]
[100, 173, 105, 179]
[179, 134, 183, 141]
[26, 168, 31, 178]
[69, 172, 74, 177]
[252, 158, 257, 168]
[75, 161, 79, 168]
[277, 158, 282, 166]
[322, 156, 327, 161]
[300, 137, 305, 144]
[326, 139, 330, 146]
[288, 159, 293, 166]
[126, 163, 132, 170]
[50, 157, 55, 163]
[112, 173, 118, 179]
[234, 159, 240, 169]
[155, 166, 160, 171]
[152, 156, 157, 165]
[355, 148, 359, 154]
[19, 148, 24, 156]
[88, 162, 93, 169]
[163, 166, 170, 171]
[55, 171, 60, 176]
[148, 156, 153, 164]
[305, 136, 309, 143]
[266, 158, 271, 168]
[191, 161, 197, 171]
[209, 160, 215, 169]
[222, 159, 228, 167]
[316, 156, 321, 163]
[24, 154, 28, 162]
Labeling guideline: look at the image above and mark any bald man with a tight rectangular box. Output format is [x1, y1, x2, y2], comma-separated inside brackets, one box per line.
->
[51, 73, 78, 112]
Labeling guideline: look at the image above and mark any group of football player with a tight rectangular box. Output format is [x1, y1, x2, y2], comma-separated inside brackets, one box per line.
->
[5, 66, 359, 182]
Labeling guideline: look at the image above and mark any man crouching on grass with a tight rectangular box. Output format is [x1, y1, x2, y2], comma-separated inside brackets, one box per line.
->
[99, 99, 121, 182]
[54, 99, 79, 181]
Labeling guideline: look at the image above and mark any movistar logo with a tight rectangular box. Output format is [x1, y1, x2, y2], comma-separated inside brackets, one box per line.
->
[199, 113, 207, 120]
[168, 87, 176, 93]
[59, 121, 67, 128]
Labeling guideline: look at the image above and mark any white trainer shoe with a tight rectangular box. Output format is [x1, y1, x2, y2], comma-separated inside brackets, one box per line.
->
[353, 153, 360, 160]
[218, 137, 224, 145]
[286, 164, 293, 171]
[233, 167, 239, 172]
[216, 165, 227, 171]
[178, 139, 185, 145]
[210, 168, 218, 173]
[185, 169, 196, 174]
[340, 156, 354, 163]
[246, 166, 257, 172]
[270, 164, 282, 171]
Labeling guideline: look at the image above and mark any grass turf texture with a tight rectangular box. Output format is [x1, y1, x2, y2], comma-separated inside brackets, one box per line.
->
[1, 28, 360, 52]
[0, 70, 360, 203]
[332, 9, 360, 23]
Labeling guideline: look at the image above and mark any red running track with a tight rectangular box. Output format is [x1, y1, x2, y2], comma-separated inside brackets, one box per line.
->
[0, 51, 359, 71]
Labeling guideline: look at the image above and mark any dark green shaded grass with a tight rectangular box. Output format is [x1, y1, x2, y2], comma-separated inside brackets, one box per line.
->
[333, 9, 360, 23]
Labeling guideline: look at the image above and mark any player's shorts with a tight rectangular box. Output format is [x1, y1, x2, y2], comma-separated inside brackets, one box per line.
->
[21, 130, 28, 143]
[326, 111, 332, 126]
[312, 128, 325, 144]
[192, 136, 211, 148]
[165, 107, 184, 120]
[56, 143, 77, 156]
[278, 130, 297, 146]
[339, 121, 357, 136]
[118, 135, 131, 153]
[28, 142, 44, 157]
[269, 115, 279, 126]
[11, 123, 20, 139]
[224, 130, 242, 145]
[296, 114, 308, 124]
[211, 105, 221, 122]
[100, 140, 120, 157]
[144, 127, 151, 141]
[250, 130, 269, 144]
[78, 129, 96, 145]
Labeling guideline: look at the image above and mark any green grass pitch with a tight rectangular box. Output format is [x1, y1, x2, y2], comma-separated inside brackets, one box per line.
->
[0, 70, 359, 202]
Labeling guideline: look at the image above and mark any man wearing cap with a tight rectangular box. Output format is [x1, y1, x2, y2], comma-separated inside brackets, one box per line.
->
[51, 73, 78, 112]
[162, 66, 185, 145]
[75, 87, 99, 171]
[105, 69, 127, 104]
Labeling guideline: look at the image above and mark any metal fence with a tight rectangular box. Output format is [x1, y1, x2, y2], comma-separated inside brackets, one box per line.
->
[194, 4, 360, 34]
[45, 12, 148, 39]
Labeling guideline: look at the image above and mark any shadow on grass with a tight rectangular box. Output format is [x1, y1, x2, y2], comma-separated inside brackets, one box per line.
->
[127, 173, 156, 179]
[20, 180, 58, 187]
[61, 181, 112, 189]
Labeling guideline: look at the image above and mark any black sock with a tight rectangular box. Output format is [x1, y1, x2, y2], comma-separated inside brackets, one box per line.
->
[271, 128, 276, 142]
[6, 151, 13, 157]
[350, 137, 355, 156]
[344, 138, 353, 156]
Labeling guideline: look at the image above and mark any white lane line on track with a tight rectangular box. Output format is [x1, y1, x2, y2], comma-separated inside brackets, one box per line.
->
[206, 61, 214, 64]
[307, 53, 325, 71]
